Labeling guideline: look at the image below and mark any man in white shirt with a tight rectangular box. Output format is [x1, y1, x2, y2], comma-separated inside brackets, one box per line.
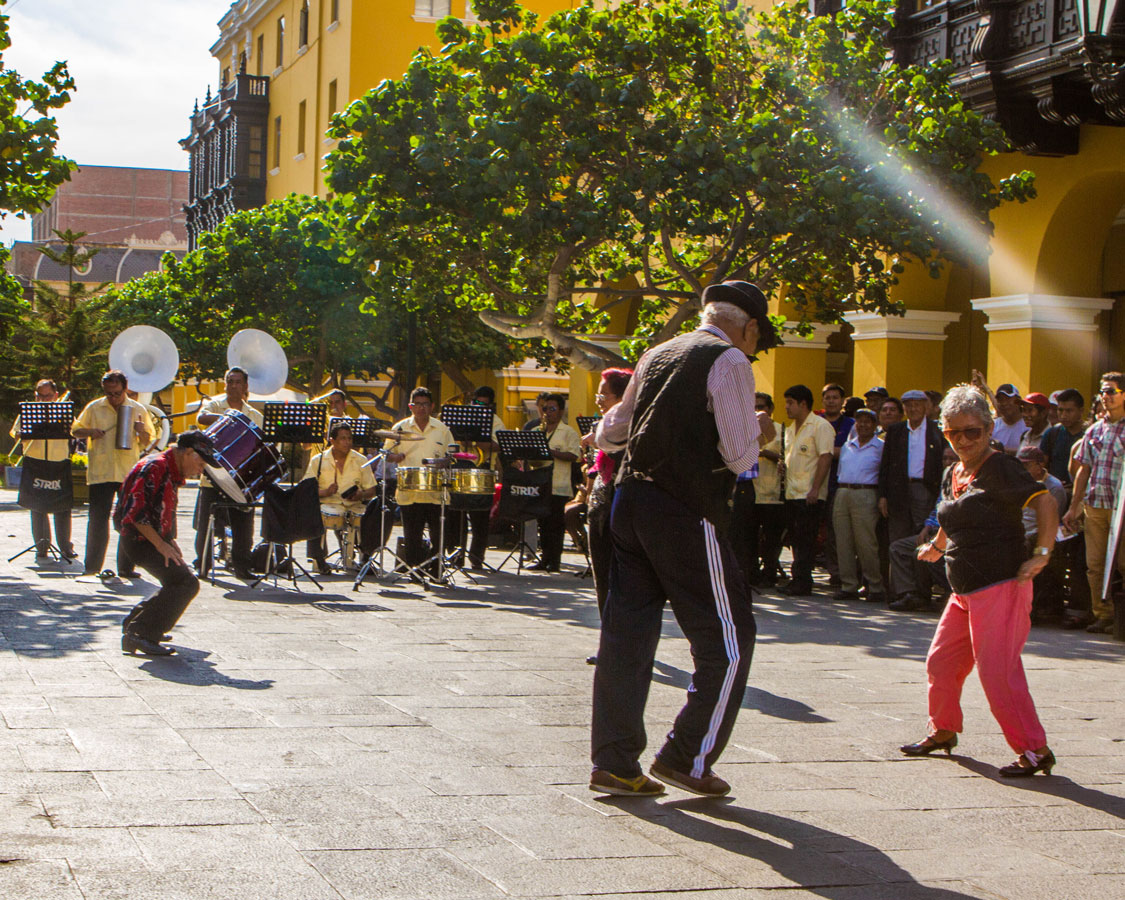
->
[305, 421, 378, 573]
[991, 382, 1029, 453]
[385, 387, 456, 571]
[193, 366, 263, 579]
[832, 408, 885, 603]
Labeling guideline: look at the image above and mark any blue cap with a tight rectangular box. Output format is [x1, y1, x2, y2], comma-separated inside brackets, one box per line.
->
[901, 390, 928, 401]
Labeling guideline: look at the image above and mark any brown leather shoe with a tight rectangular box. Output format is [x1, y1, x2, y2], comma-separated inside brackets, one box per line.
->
[649, 759, 731, 797]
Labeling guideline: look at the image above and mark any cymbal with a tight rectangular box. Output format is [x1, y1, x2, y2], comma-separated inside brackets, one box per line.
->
[372, 429, 424, 441]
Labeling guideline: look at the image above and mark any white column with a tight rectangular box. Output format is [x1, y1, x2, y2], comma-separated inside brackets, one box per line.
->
[970, 294, 1114, 331]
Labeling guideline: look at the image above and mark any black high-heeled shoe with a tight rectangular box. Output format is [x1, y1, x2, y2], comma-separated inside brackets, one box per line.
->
[999, 749, 1055, 777]
[900, 734, 958, 756]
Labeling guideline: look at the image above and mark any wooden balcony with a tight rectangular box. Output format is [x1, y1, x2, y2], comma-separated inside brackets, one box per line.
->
[889, 0, 1125, 154]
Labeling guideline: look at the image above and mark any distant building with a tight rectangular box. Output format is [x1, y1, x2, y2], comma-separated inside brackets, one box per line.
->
[6, 164, 189, 291]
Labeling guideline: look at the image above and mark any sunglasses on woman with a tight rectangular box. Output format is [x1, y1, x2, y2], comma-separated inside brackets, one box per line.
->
[942, 426, 985, 441]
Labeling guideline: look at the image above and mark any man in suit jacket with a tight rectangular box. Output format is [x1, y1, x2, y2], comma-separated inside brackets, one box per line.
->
[878, 389, 947, 546]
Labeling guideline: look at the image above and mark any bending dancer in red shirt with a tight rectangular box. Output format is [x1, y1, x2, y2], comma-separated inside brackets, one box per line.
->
[114, 432, 216, 657]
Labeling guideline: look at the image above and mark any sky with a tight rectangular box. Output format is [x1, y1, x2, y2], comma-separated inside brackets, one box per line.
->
[1, 0, 233, 246]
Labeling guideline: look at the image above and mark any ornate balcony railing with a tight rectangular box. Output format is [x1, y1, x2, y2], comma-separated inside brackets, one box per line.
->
[181, 70, 270, 248]
[890, 0, 1125, 154]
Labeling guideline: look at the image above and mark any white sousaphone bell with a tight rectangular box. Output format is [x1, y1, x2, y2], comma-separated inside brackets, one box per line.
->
[227, 328, 289, 396]
[108, 325, 180, 451]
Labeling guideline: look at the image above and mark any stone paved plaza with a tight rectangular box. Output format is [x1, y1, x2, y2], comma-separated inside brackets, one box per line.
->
[0, 488, 1122, 899]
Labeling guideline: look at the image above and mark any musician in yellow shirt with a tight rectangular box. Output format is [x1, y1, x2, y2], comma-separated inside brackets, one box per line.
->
[9, 379, 75, 561]
[71, 370, 153, 577]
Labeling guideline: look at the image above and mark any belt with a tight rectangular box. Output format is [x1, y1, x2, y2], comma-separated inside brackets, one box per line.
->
[909, 477, 927, 483]
[837, 482, 877, 490]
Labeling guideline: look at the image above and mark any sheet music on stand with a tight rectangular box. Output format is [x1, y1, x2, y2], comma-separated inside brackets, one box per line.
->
[262, 402, 326, 443]
[575, 415, 602, 437]
[440, 403, 495, 443]
[495, 429, 552, 462]
[18, 401, 75, 440]
[327, 416, 385, 449]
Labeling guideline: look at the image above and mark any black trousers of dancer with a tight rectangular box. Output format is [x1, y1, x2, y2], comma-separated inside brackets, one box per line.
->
[784, 499, 825, 591]
[193, 485, 255, 574]
[592, 479, 756, 780]
[31, 509, 73, 556]
[537, 495, 568, 569]
[85, 481, 126, 574]
[119, 535, 200, 641]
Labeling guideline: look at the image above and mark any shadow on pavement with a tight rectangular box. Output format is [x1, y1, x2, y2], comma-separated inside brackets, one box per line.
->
[136, 646, 274, 690]
[626, 797, 984, 898]
[952, 755, 1125, 821]
[0, 575, 129, 659]
[652, 660, 832, 723]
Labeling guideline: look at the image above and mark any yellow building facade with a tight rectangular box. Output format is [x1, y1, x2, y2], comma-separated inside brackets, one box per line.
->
[201, 1, 1124, 422]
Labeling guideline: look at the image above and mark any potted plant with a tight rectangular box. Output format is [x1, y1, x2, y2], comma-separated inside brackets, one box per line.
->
[2, 453, 22, 490]
[71, 452, 88, 504]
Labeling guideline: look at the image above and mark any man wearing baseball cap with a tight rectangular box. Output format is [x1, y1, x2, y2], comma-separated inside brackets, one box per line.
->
[589, 280, 778, 798]
[991, 383, 1028, 453]
[863, 386, 889, 413]
[1019, 392, 1051, 453]
[114, 431, 216, 657]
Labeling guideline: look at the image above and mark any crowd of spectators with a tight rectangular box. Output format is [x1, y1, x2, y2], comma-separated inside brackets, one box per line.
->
[728, 371, 1125, 635]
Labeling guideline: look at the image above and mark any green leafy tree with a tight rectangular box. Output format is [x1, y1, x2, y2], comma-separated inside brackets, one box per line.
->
[0, 0, 76, 318]
[109, 196, 521, 414]
[0, 231, 113, 416]
[327, 0, 1034, 371]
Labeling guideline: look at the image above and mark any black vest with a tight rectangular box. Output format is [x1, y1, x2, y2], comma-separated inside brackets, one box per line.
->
[621, 329, 737, 532]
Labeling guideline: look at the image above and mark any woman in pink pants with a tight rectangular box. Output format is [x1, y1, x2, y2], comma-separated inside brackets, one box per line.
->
[901, 385, 1059, 777]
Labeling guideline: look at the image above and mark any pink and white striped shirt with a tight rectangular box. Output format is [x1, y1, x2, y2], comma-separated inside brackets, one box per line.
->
[595, 325, 761, 475]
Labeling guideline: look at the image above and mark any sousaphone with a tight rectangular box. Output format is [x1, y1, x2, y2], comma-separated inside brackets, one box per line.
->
[108, 326, 180, 450]
[227, 329, 289, 395]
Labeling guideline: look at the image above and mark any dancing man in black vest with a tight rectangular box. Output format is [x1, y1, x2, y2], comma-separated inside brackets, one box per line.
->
[589, 281, 780, 797]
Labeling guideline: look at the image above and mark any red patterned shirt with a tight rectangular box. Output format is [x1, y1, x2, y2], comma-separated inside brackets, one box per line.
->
[113, 449, 184, 541]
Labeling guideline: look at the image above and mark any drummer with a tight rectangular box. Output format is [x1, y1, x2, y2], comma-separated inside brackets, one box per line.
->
[465, 385, 506, 570]
[385, 387, 457, 571]
[193, 366, 262, 580]
[305, 422, 378, 574]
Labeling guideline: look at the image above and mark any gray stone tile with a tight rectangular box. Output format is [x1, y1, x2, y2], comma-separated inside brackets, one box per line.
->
[0, 860, 83, 898]
[305, 848, 506, 899]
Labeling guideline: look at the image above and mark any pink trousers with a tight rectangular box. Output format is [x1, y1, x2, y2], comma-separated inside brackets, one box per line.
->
[926, 578, 1047, 754]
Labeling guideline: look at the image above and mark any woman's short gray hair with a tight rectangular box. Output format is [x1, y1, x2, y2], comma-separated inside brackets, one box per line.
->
[700, 300, 750, 331]
[939, 384, 993, 428]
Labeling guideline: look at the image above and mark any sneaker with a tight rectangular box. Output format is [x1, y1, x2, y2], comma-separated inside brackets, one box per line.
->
[649, 759, 731, 797]
[589, 768, 665, 797]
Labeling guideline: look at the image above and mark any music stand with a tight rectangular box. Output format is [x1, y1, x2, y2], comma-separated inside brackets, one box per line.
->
[440, 404, 495, 444]
[327, 416, 383, 451]
[575, 415, 602, 437]
[18, 401, 75, 441]
[9, 402, 77, 565]
[494, 430, 552, 574]
[263, 402, 326, 445]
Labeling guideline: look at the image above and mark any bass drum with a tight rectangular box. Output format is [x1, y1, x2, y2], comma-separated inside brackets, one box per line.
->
[202, 410, 287, 504]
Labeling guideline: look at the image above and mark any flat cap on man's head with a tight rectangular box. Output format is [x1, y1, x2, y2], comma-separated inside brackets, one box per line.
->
[901, 390, 928, 402]
[700, 280, 780, 352]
